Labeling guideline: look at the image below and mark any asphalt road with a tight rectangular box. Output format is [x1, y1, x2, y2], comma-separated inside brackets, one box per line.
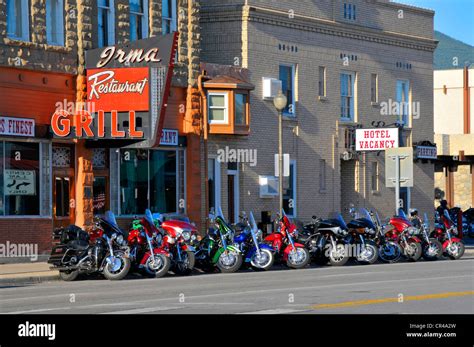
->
[1, 256, 473, 314]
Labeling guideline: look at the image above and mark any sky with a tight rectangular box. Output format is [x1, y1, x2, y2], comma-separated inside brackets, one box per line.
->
[395, 0, 474, 46]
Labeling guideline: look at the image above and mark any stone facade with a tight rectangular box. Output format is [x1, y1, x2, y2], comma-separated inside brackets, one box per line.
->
[200, 0, 437, 223]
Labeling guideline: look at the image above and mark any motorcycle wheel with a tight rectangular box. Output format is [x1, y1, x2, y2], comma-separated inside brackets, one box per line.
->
[286, 247, 310, 269]
[103, 255, 131, 280]
[378, 241, 402, 263]
[356, 241, 379, 264]
[174, 251, 195, 276]
[59, 270, 79, 281]
[445, 240, 465, 260]
[250, 249, 274, 271]
[143, 253, 171, 278]
[422, 239, 443, 261]
[405, 241, 422, 262]
[217, 251, 243, 273]
[328, 243, 349, 266]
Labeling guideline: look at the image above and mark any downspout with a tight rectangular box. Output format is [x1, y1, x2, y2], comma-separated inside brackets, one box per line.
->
[464, 66, 471, 134]
[198, 71, 210, 232]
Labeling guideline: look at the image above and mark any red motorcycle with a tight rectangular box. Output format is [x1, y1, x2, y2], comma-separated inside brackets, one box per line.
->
[264, 210, 310, 269]
[128, 209, 171, 278]
[158, 215, 197, 275]
[431, 210, 465, 260]
[384, 209, 422, 262]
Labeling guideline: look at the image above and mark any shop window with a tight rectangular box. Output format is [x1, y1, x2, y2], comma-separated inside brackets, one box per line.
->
[46, 0, 64, 46]
[130, 0, 148, 41]
[55, 177, 70, 217]
[208, 92, 229, 124]
[149, 150, 177, 214]
[6, 0, 29, 41]
[283, 161, 296, 217]
[279, 64, 296, 116]
[120, 149, 148, 215]
[98, 0, 115, 47]
[340, 72, 355, 121]
[93, 176, 107, 215]
[1, 142, 40, 216]
[162, 0, 177, 34]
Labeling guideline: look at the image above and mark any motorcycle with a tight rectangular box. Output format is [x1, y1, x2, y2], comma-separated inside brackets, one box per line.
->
[233, 212, 275, 271]
[128, 209, 171, 278]
[346, 207, 379, 264]
[409, 211, 443, 261]
[48, 211, 131, 281]
[194, 207, 243, 273]
[431, 209, 465, 260]
[264, 210, 310, 269]
[384, 209, 423, 262]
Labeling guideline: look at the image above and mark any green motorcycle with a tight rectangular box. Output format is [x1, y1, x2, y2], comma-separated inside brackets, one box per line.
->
[195, 208, 243, 273]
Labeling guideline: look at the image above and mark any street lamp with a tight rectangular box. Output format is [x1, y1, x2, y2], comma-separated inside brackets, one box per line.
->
[273, 90, 287, 216]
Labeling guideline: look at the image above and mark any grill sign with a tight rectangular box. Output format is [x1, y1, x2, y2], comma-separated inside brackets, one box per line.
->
[0, 116, 35, 137]
[87, 68, 149, 112]
[356, 128, 399, 151]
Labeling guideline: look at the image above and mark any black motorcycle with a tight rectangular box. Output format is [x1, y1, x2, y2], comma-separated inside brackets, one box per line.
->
[345, 208, 379, 264]
[48, 211, 131, 281]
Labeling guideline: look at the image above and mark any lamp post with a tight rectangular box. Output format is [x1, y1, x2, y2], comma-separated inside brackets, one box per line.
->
[273, 90, 287, 215]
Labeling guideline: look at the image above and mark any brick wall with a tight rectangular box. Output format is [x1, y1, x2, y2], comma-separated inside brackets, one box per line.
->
[0, 219, 53, 255]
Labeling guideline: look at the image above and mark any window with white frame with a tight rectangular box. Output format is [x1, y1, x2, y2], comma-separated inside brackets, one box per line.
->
[279, 64, 296, 116]
[6, 0, 29, 41]
[318, 66, 326, 97]
[98, 0, 115, 47]
[396, 79, 410, 125]
[162, 0, 177, 34]
[208, 92, 229, 124]
[343, 3, 356, 20]
[130, 0, 148, 41]
[46, 0, 64, 46]
[340, 72, 355, 121]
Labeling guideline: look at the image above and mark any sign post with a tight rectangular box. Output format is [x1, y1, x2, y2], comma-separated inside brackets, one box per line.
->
[385, 147, 413, 215]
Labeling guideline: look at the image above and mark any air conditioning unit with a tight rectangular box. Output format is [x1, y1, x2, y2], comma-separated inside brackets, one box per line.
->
[259, 175, 279, 198]
[262, 77, 282, 100]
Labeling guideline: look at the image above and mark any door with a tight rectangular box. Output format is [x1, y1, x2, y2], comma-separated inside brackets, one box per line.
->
[227, 163, 239, 224]
[53, 175, 75, 228]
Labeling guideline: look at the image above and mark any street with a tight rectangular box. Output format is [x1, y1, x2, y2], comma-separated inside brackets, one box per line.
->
[1, 256, 473, 315]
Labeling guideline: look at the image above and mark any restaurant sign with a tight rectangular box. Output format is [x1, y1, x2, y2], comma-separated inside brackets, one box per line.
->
[0, 116, 35, 137]
[355, 128, 399, 151]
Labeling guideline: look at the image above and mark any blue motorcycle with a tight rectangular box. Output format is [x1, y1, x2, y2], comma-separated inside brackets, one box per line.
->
[233, 212, 275, 271]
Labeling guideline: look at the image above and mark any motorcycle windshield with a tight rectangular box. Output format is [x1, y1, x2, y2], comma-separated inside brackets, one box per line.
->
[249, 212, 258, 233]
[443, 209, 453, 222]
[145, 209, 155, 227]
[423, 212, 430, 229]
[398, 208, 409, 221]
[152, 212, 163, 223]
[217, 206, 226, 222]
[104, 210, 118, 228]
[358, 208, 376, 230]
[336, 213, 348, 230]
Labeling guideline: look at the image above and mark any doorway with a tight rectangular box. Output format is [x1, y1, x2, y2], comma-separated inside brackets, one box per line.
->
[52, 145, 75, 229]
[227, 163, 239, 224]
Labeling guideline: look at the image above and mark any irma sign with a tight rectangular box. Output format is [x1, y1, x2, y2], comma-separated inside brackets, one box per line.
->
[355, 128, 399, 151]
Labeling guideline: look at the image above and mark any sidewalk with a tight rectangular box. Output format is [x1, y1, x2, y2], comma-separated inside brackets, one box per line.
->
[0, 262, 59, 285]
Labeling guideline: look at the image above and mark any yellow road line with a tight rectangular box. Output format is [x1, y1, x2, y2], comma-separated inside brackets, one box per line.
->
[311, 291, 474, 310]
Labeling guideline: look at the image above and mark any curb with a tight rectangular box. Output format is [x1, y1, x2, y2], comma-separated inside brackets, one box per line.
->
[0, 274, 60, 286]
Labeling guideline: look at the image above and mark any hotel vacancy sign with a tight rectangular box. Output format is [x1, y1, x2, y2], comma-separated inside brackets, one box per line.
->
[4, 170, 36, 195]
[356, 128, 399, 151]
[0, 116, 35, 137]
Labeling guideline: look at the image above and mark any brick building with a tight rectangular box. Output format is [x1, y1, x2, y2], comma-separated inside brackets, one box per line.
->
[199, 0, 437, 226]
[0, 0, 202, 257]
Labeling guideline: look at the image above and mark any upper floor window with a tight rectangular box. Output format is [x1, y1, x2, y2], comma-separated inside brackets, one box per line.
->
[396, 79, 410, 125]
[279, 64, 296, 117]
[130, 0, 148, 41]
[343, 3, 356, 20]
[46, 0, 64, 46]
[340, 72, 355, 121]
[208, 92, 229, 124]
[162, 0, 177, 34]
[6, 0, 29, 41]
[98, 0, 115, 47]
[371, 73, 378, 103]
[318, 66, 326, 97]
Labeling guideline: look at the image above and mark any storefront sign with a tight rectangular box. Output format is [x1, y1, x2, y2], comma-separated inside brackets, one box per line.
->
[355, 128, 399, 151]
[159, 129, 178, 146]
[4, 170, 36, 196]
[0, 116, 35, 137]
[415, 145, 437, 159]
[87, 67, 149, 112]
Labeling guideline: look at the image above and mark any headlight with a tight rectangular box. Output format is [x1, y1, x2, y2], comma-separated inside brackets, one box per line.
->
[182, 231, 191, 241]
[155, 233, 163, 243]
[111, 233, 117, 240]
[116, 234, 124, 244]
[191, 234, 197, 241]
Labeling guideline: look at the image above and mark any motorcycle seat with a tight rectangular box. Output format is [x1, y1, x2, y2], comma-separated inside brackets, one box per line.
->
[67, 240, 89, 251]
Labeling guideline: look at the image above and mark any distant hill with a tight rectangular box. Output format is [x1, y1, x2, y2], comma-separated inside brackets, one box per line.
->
[434, 31, 474, 70]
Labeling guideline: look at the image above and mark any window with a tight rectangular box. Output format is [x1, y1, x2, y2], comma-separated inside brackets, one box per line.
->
[343, 3, 356, 20]
[340, 72, 355, 120]
[6, 0, 29, 41]
[283, 160, 296, 217]
[46, 0, 64, 46]
[318, 66, 326, 97]
[119, 149, 183, 215]
[98, 0, 115, 47]
[371, 73, 378, 103]
[1, 142, 41, 216]
[319, 159, 326, 192]
[208, 92, 229, 124]
[279, 64, 296, 116]
[162, 0, 177, 34]
[371, 161, 379, 192]
[130, 0, 148, 41]
[235, 93, 247, 125]
[396, 79, 410, 125]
